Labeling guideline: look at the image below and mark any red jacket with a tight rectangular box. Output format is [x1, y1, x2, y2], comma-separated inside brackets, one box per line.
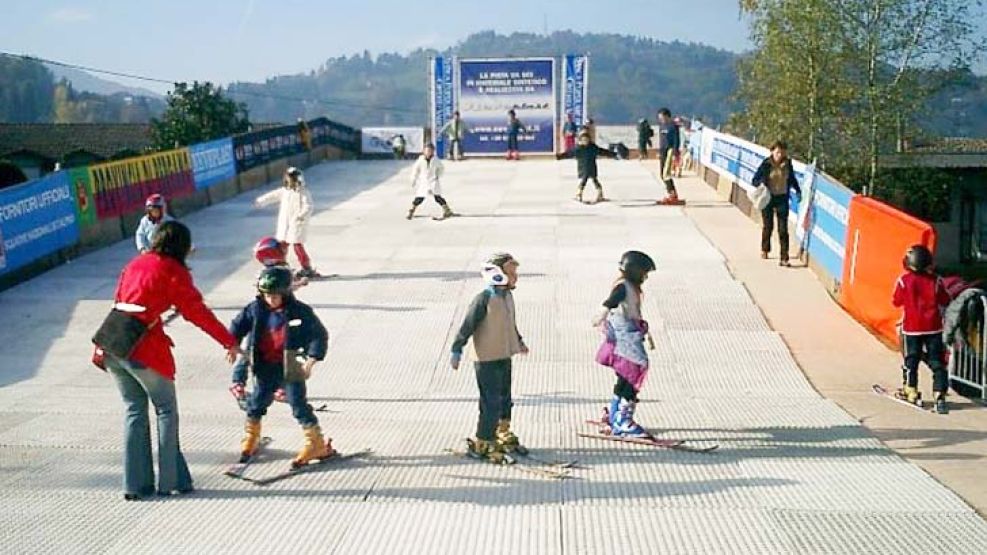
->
[892, 271, 951, 335]
[111, 253, 235, 380]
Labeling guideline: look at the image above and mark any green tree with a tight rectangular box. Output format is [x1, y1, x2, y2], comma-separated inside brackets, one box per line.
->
[0, 56, 55, 123]
[150, 82, 250, 149]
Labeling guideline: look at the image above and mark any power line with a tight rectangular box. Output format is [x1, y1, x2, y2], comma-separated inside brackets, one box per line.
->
[0, 51, 421, 115]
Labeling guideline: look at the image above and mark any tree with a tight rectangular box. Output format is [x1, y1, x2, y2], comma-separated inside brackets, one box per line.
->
[150, 82, 250, 149]
[0, 56, 55, 123]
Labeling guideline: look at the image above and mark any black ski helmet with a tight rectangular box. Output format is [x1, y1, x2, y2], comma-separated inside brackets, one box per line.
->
[257, 266, 293, 295]
[619, 251, 656, 283]
[903, 244, 933, 273]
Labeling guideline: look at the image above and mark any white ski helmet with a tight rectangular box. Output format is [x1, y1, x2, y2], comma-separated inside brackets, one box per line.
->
[481, 263, 509, 287]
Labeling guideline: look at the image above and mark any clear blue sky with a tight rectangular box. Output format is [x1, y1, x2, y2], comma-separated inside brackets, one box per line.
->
[2, 0, 985, 93]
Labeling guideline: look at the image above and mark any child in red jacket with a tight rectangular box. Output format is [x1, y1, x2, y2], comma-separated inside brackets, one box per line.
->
[892, 245, 952, 414]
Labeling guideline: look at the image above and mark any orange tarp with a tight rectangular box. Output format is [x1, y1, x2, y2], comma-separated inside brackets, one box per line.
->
[839, 196, 936, 345]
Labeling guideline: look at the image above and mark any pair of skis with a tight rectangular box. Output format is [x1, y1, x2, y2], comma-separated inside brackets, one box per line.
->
[224, 437, 371, 486]
[872, 384, 946, 414]
[579, 419, 719, 453]
[444, 444, 580, 480]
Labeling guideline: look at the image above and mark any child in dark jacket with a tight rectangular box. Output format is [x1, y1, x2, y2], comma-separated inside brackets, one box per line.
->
[892, 244, 952, 414]
[556, 130, 615, 204]
[230, 266, 332, 467]
[451, 253, 529, 464]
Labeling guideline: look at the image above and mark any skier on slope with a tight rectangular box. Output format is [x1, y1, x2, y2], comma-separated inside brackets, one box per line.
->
[254, 167, 322, 279]
[451, 253, 530, 464]
[656, 108, 684, 205]
[135, 194, 174, 253]
[594, 251, 657, 437]
[230, 265, 333, 468]
[407, 143, 457, 221]
[556, 129, 616, 204]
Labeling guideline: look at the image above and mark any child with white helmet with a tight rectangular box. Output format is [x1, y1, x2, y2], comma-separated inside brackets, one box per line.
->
[451, 253, 530, 464]
[255, 167, 321, 279]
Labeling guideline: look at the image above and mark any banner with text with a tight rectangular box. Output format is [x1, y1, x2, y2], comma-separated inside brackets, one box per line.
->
[562, 55, 588, 128]
[429, 57, 455, 158]
[361, 127, 426, 154]
[0, 172, 80, 276]
[88, 149, 195, 220]
[459, 58, 556, 155]
[190, 137, 236, 190]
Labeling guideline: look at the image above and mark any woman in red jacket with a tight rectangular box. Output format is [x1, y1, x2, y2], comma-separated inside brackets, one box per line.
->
[97, 221, 240, 500]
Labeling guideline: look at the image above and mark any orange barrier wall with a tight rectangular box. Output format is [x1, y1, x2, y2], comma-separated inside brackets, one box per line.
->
[840, 196, 937, 344]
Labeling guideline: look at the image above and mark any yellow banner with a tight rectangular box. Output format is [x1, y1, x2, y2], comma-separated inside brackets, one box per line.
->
[88, 148, 191, 194]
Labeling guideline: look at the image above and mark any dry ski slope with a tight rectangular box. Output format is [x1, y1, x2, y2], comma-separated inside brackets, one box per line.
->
[0, 159, 985, 554]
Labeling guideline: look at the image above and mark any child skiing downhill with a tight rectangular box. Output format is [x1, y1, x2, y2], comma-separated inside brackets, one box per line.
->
[506, 110, 524, 161]
[556, 129, 616, 204]
[407, 143, 457, 221]
[135, 194, 174, 253]
[594, 251, 657, 437]
[451, 253, 530, 464]
[228, 237, 310, 409]
[892, 244, 952, 414]
[230, 266, 333, 468]
[255, 167, 321, 279]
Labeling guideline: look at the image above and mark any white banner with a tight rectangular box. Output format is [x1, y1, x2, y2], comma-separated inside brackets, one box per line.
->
[361, 127, 426, 154]
[595, 125, 637, 146]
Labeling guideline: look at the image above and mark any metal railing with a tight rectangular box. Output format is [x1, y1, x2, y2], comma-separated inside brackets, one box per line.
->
[947, 296, 987, 401]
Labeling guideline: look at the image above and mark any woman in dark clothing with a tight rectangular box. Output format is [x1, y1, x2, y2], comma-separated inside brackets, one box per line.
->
[751, 140, 802, 266]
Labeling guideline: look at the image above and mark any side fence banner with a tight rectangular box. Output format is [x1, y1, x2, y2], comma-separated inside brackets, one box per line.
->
[189, 137, 236, 190]
[840, 196, 937, 344]
[88, 149, 194, 219]
[233, 118, 358, 172]
[799, 172, 854, 284]
[0, 172, 80, 276]
[361, 127, 425, 155]
[458, 57, 557, 155]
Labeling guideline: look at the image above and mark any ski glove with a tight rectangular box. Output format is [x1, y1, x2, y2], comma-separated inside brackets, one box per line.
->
[450, 352, 462, 371]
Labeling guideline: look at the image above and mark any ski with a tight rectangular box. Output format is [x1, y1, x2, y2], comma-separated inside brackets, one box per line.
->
[224, 436, 273, 479]
[872, 384, 928, 412]
[579, 421, 719, 453]
[514, 450, 582, 470]
[243, 449, 373, 486]
[444, 448, 573, 480]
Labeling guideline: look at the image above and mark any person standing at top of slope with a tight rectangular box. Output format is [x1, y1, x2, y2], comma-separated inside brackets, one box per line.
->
[656, 108, 684, 205]
[557, 129, 616, 204]
[563, 112, 579, 152]
[594, 251, 657, 437]
[440, 111, 468, 161]
[255, 167, 321, 279]
[636, 118, 654, 160]
[506, 110, 524, 161]
[407, 143, 457, 221]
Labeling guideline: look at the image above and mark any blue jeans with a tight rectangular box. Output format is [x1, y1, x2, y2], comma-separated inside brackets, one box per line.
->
[246, 363, 318, 427]
[106, 355, 192, 495]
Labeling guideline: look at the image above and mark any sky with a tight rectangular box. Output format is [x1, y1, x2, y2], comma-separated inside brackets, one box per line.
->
[1, 0, 985, 94]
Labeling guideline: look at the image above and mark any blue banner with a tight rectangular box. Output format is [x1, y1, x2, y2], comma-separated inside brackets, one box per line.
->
[0, 172, 80, 276]
[190, 137, 236, 189]
[803, 172, 854, 281]
[563, 55, 588, 128]
[459, 58, 556, 155]
[431, 57, 454, 158]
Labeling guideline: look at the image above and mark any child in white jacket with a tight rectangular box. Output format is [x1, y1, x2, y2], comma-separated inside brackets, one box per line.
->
[255, 167, 320, 278]
[407, 143, 457, 220]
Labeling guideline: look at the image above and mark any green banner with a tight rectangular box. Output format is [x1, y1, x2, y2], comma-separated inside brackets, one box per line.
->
[68, 167, 96, 228]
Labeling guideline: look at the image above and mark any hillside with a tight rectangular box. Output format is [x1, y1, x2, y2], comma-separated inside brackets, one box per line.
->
[45, 63, 163, 99]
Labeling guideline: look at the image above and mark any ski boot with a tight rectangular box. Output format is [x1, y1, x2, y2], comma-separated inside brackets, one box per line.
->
[406, 204, 418, 220]
[292, 425, 336, 469]
[495, 419, 528, 455]
[657, 192, 684, 206]
[611, 398, 648, 438]
[466, 438, 515, 465]
[607, 395, 621, 428]
[295, 267, 321, 280]
[574, 188, 584, 203]
[592, 189, 606, 205]
[934, 392, 949, 414]
[229, 382, 248, 410]
[505, 150, 514, 161]
[434, 205, 458, 221]
[894, 385, 922, 406]
[240, 418, 262, 459]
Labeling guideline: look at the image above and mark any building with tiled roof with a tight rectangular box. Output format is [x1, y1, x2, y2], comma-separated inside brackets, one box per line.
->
[0, 123, 153, 181]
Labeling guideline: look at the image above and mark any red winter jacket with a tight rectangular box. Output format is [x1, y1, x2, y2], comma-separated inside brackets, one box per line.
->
[892, 271, 951, 335]
[110, 253, 236, 380]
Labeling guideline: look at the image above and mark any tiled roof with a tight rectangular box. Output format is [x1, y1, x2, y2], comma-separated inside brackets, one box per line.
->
[912, 137, 987, 154]
[0, 123, 153, 161]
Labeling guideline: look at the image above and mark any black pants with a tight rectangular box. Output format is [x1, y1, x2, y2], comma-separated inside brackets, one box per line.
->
[507, 135, 519, 150]
[902, 333, 948, 392]
[448, 139, 463, 158]
[413, 195, 448, 207]
[613, 376, 638, 402]
[638, 144, 648, 159]
[475, 359, 513, 441]
[658, 148, 676, 193]
[579, 176, 603, 191]
[761, 194, 790, 260]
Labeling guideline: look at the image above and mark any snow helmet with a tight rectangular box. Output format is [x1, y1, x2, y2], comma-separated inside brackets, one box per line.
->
[620, 250, 656, 283]
[253, 236, 286, 267]
[257, 266, 293, 295]
[145, 194, 165, 211]
[903, 244, 933, 273]
[286, 166, 301, 178]
[482, 252, 518, 287]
